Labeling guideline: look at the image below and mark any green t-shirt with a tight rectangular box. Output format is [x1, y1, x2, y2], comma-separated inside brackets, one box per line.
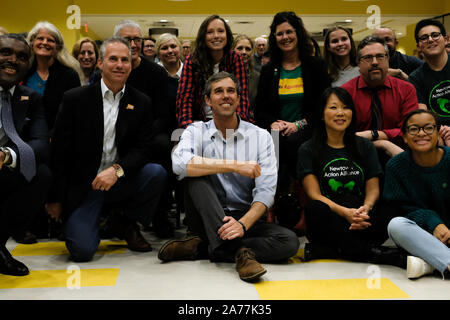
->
[409, 54, 450, 125]
[279, 66, 304, 122]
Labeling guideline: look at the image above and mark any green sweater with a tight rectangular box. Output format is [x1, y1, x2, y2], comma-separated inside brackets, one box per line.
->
[383, 147, 450, 234]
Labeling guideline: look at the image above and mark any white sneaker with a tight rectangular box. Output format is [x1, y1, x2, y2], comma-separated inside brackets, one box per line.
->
[406, 256, 434, 279]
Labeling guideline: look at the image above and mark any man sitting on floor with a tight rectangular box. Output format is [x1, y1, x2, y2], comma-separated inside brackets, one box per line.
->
[158, 72, 299, 282]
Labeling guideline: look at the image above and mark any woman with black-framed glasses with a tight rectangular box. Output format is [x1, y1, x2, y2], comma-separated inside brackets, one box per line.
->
[384, 109, 450, 280]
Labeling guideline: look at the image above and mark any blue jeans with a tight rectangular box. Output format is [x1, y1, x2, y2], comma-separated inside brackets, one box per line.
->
[388, 217, 450, 273]
[65, 163, 167, 262]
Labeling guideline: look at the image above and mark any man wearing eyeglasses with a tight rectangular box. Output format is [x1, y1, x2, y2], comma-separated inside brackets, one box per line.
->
[113, 20, 174, 238]
[342, 35, 418, 158]
[373, 27, 423, 81]
[409, 19, 450, 146]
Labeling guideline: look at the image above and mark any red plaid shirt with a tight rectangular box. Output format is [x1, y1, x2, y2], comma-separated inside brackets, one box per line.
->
[176, 50, 251, 128]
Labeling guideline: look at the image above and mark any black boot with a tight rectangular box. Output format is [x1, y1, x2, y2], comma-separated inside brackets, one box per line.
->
[304, 243, 341, 262]
[367, 246, 407, 269]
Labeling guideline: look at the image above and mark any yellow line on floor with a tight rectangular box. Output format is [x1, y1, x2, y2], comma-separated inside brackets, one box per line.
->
[0, 268, 120, 289]
[255, 278, 409, 300]
[11, 241, 127, 256]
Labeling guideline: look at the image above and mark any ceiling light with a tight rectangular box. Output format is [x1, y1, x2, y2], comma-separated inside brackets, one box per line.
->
[345, 19, 352, 23]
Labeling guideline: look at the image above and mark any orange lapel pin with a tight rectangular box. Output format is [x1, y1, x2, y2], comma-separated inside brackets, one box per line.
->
[126, 104, 134, 110]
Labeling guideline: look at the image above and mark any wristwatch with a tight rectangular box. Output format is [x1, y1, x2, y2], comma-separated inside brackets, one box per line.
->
[0, 147, 11, 166]
[112, 163, 124, 178]
[371, 130, 379, 141]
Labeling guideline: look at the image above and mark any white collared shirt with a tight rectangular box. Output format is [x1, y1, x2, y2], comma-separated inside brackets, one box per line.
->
[0, 86, 18, 168]
[97, 79, 125, 174]
[172, 119, 278, 211]
[158, 60, 184, 79]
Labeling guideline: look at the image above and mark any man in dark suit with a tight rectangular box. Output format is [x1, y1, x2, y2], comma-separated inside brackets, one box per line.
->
[46, 37, 167, 262]
[113, 20, 174, 238]
[0, 34, 52, 276]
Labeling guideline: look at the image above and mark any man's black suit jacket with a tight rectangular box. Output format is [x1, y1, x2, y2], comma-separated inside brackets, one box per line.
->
[3, 85, 49, 170]
[50, 81, 154, 215]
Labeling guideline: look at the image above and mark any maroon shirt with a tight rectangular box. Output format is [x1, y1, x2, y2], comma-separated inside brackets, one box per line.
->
[342, 75, 418, 143]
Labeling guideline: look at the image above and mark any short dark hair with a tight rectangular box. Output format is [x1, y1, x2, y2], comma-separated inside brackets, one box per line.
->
[356, 35, 389, 61]
[414, 19, 446, 43]
[0, 33, 30, 49]
[401, 109, 441, 134]
[203, 71, 241, 97]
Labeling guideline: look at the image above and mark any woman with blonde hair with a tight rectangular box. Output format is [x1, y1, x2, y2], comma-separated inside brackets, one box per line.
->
[155, 33, 183, 132]
[25, 21, 81, 131]
[232, 34, 260, 114]
[72, 37, 99, 85]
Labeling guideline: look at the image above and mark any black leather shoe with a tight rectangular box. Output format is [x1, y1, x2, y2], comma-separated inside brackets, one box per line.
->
[0, 246, 29, 276]
[303, 242, 340, 261]
[368, 246, 407, 269]
[13, 231, 37, 244]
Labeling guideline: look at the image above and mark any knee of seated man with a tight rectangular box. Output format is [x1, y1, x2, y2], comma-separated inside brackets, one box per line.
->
[66, 239, 97, 263]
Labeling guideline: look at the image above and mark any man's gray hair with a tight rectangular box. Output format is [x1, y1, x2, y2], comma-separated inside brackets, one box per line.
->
[255, 37, 267, 44]
[203, 71, 242, 98]
[99, 37, 132, 61]
[113, 20, 142, 37]
[356, 35, 390, 61]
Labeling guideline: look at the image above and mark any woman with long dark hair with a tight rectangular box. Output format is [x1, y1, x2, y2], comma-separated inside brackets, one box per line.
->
[297, 87, 404, 266]
[176, 15, 250, 128]
[254, 11, 331, 199]
[384, 109, 450, 279]
[323, 26, 359, 87]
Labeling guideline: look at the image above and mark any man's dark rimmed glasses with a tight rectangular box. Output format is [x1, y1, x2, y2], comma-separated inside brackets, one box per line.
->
[418, 32, 442, 43]
[123, 37, 143, 45]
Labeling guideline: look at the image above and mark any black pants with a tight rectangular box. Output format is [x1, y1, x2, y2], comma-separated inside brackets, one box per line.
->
[184, 177, 299, 262]
[305, 199, 398, 262]
[0, 164, 52, 245]
[277, 127, 312, 194]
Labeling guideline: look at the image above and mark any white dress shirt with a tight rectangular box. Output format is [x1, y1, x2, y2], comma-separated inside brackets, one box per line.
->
[172, 118, 278, 211]
[97, 79, 125, 174]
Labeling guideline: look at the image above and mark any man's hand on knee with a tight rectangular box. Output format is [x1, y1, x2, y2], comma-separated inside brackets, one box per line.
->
[218, 216, 245, 240]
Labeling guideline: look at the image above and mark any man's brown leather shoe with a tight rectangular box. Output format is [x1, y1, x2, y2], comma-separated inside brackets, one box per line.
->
[235, 247, 266, 282]
[158, 236, 202, 262]
[124, 222, 152, 252]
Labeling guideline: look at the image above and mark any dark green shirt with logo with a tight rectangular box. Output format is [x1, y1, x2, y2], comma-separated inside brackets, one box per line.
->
[409, 54, 450, 125]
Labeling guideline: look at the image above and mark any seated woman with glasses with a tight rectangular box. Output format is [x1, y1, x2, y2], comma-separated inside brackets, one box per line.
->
[384, 109, 450, 280]
[323, 26, 360, 87]
[297, 87, 404, 266]
[176, 15, 251, 128]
